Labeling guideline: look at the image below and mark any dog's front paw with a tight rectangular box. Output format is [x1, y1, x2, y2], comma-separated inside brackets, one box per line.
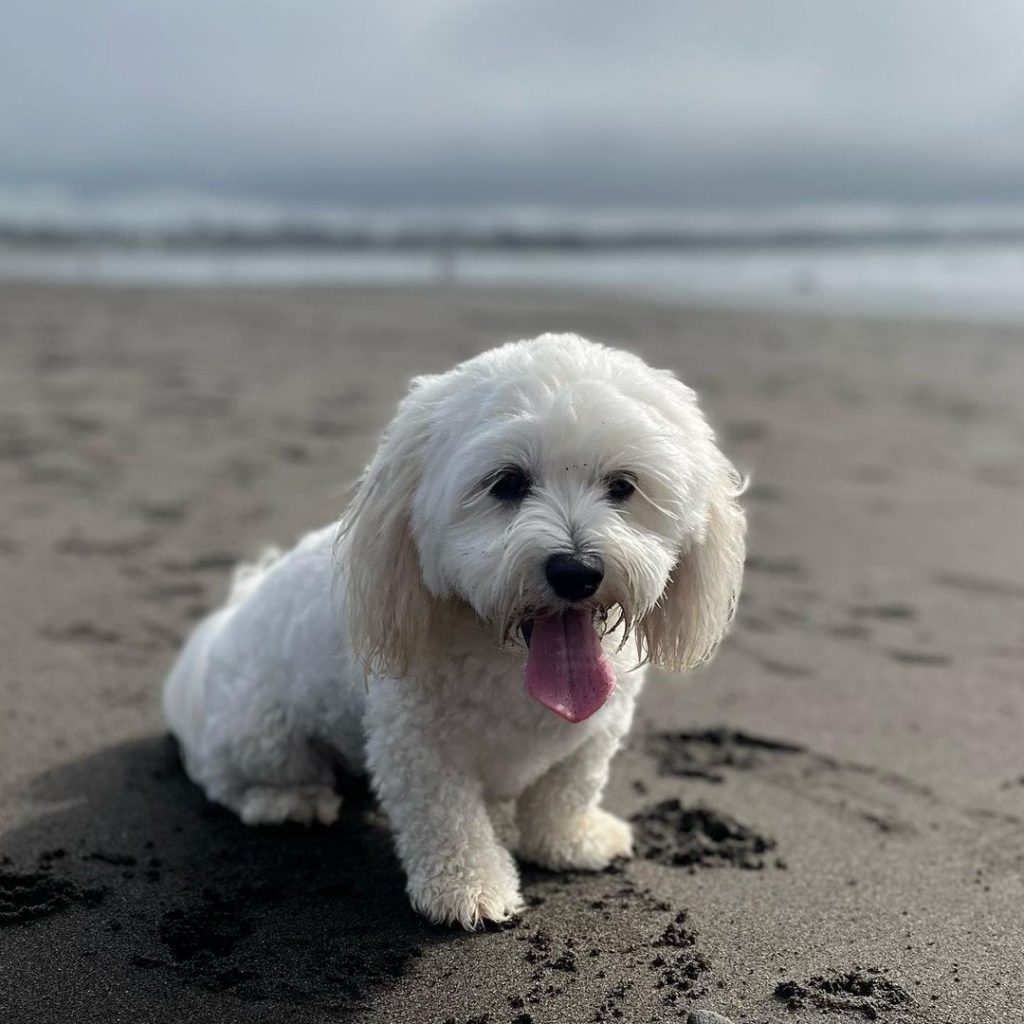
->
[407, 847, 524, 930]
[519, 807, 633, 871]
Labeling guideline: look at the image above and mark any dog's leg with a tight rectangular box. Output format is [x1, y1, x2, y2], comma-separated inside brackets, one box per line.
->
[515, 734, 633, 871]
[487, 799, 520, 851]
[195, 708, 342, 828]
[367, 717, 523, 929]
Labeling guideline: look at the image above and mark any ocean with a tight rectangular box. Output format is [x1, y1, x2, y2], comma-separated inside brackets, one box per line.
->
[2, 188, 1024, 322]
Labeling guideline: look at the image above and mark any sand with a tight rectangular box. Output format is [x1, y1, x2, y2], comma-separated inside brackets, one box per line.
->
[0, 282, 1022, 1024]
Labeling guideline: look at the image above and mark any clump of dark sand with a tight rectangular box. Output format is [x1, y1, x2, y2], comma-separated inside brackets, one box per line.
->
[593, 980, 633, 1022]
[509, 924, 582, 1009]
[646, 728, 804, 782]
[0, 868, 105, 926]
[650, 911, 711, 1006]
[774, 968, 911, 1019]
[632, 799, 775, 870]
[654, 910, 701, 950]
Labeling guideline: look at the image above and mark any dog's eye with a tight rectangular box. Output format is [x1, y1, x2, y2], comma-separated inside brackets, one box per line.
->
[606, 475, 636, 502]
[489, 468, 531, 502]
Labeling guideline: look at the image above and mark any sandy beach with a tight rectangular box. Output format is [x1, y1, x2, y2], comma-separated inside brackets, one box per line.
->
[1, 282, 1022, 1024]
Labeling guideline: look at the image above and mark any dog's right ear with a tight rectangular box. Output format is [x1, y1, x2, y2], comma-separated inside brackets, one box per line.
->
[338, 377, 440, 679]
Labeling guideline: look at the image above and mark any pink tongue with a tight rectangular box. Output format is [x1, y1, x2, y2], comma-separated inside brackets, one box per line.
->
[525, 609, 615, 723]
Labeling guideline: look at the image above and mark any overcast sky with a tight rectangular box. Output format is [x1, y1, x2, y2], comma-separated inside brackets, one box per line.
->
[2, 0, 1024, 206]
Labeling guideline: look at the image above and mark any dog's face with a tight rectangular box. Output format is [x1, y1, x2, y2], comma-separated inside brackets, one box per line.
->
[413, 346, 716, 644]
[343, 334, 745, 715]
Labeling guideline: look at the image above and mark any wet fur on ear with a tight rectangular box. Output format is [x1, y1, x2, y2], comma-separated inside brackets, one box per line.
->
[638, 455, 746, 672]
[338, 379, 440, 679]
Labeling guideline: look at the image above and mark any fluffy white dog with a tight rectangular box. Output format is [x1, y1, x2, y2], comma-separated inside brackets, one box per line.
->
[163, 333, 745, 929]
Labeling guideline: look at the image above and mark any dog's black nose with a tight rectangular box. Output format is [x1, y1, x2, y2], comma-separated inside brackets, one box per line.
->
[545, 552, 605, 601]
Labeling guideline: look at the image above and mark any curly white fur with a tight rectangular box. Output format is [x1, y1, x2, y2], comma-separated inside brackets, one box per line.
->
[163, 333, 745, 929]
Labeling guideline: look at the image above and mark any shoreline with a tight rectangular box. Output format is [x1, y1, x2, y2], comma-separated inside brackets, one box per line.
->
[4, 247, 1024, 326]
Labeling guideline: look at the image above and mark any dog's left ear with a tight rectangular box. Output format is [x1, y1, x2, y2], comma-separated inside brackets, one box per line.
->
[638, 451, 746, 672]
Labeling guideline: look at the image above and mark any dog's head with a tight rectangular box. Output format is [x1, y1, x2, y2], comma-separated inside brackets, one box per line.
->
[340, 334, 745, 719]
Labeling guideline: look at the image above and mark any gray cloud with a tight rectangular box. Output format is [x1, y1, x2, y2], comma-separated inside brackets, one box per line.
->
[2, 0, 1023, 203]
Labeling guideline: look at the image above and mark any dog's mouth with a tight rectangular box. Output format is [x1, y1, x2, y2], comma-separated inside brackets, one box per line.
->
[518, 608, 615, 724]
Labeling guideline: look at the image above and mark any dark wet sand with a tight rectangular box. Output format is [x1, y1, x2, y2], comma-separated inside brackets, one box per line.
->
[1, 283, 1022, 1023]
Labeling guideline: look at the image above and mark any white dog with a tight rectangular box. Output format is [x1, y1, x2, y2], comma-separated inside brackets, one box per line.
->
[163, 333, 745, 929]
